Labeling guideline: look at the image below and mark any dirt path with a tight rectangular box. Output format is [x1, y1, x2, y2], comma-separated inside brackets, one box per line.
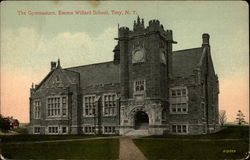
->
[119, 137, 147, 160]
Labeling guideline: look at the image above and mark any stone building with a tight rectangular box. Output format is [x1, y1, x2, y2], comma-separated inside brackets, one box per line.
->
[29, 17, 219, 135]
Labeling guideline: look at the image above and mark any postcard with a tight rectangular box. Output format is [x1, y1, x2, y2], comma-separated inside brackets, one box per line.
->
[0, 1, 249, 159]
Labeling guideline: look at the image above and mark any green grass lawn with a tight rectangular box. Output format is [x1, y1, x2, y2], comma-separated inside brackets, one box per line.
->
[134, 126, 249, 160]
[134, 139, 248, 160]
[0, 134, 118, 143]
[147, 126, 249, 139]
[1, 139, 119, 159]
[0, 126, 248, 159]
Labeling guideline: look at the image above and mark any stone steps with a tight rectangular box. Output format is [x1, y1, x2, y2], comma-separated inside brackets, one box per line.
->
[125, 129, 150, 137]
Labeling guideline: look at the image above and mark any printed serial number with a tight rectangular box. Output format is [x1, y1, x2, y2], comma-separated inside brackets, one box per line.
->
[223, 149, 236, 153]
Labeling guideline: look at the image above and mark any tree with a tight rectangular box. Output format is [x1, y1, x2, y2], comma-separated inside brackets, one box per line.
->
[0, 114, 11, 131]
[219, 110, 227, 126]
[236, 110, 246, 125]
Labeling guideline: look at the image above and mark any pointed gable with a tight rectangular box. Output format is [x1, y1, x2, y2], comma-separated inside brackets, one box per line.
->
[35, 68, 79, 91]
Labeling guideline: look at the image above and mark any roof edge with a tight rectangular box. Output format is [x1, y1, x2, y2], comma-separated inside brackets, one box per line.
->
[173, 47, 202, 53]
[65, 61, 114, 70]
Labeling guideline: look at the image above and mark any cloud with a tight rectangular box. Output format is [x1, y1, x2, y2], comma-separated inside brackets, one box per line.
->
[1, 26, 248, 123]
[1, 27, 117, 122]
[1, 27, 117, 73]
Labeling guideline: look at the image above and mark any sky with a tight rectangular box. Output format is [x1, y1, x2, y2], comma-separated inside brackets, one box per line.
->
[0, 1, 249, 123]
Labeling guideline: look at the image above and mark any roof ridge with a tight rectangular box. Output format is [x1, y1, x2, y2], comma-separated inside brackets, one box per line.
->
[65, 61, 114, 69]
[173, 47, 202, 53]
[63, 69, 80, 74]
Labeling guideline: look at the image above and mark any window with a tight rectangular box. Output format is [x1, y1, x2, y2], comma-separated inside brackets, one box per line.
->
[172, 125, 176, 133]
[182, 89, 186, 96]
[34, 127, 40, 134]
[172, 125, 188, 133]
[83, 96, 96, 116]
[177, 125, 182, 132]
[171, 90, 176, 97]
[134, 80, 145, 92]
[177, 90, 181, 96]
[103, 94, 116, 116]
[84, 126, 95, 134]
[47, 96, 67, 117]
[48, 97, 60, 117]
[171, 103, 188, 114]
[62, 127, 67, 134]
[62, 97, 67, 116]
[182, 125, 187, 133]
[171, 88, 187, 97]
[34, 100, 41, 119]
[170, 87, 188, 114]
[103, 126, 116, 134]
[48, 126, 59, 134]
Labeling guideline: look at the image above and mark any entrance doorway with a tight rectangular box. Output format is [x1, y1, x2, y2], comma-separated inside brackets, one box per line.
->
[134, 111, 149, 129]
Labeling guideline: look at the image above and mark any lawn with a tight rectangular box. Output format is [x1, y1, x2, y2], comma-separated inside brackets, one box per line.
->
[134, 139, 248, 160]
[1, 138, 119, 159]
[133, 126, 249, 160]
[146, 126, 249, 139]
[0, 134, 117, 143]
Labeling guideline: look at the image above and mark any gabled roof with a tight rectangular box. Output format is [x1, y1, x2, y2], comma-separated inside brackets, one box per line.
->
[172, 47, 204, 77]
[65, 61, 120, 89]
[35, 68, 80, 90]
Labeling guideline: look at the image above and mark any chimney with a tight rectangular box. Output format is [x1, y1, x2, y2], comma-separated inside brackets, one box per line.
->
[51, 61, 56, 70]
[202, 33, 210, 46]
[57, 59, 61, 69]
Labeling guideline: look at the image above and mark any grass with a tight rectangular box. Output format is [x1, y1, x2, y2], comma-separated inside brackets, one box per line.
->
[147, 126, 249, 139]
[10, 127, 28, 134]
[1, 139, 119, 159]
[0, 126, 248, 159]
[134, 139, 248, 160]
[0, 134, 118, 143]
[133, 126, 249, 160]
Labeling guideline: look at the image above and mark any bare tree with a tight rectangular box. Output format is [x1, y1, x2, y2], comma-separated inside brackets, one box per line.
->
[236, 110, 246, 125]
[219, 110, 227, 126]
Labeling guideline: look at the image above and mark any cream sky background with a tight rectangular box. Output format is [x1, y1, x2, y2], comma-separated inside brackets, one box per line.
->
[0, 1, 249, 123]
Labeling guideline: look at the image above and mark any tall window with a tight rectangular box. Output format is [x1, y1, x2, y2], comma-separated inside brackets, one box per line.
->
[103, 94, 116, 116]
[48, 97, 60, 117]
[84, 95, 96, 116]
[170, 87, 188, 114]
[134, 80, 145, 92]
[47, 96, 67, 117]
[34, 100, 41, 119]
[62, 97, 67, 116]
